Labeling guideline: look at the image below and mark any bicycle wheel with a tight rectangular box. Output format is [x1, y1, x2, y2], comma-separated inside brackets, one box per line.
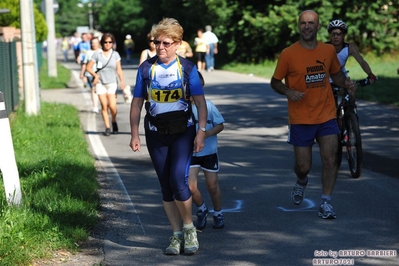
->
[345, 112, 362, 178]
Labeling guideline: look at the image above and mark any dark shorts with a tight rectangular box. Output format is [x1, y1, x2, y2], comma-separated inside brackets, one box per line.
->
[288, 119, 339, 147]
[190, 153, 219, 172]
[196, 52, 205, 62]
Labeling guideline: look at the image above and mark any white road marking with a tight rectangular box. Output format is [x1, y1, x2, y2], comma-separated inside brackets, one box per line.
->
[74, 71, 146, 235]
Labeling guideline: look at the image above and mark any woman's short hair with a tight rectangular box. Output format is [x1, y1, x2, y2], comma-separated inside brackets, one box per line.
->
[150, 18, 183, 42]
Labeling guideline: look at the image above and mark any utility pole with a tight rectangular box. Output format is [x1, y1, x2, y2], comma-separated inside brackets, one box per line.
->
[20, 0, 40, 115]
[88, 2, 93, 30]
[45, 0, 57, 77]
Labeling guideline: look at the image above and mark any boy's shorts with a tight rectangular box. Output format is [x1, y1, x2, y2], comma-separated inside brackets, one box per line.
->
[288, 119, 339, 147]
[95, 83, 117, 95]
[190, 153, 219, 172]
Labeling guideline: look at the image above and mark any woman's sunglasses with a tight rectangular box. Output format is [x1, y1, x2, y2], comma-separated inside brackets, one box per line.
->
[153, 40, 175, 48]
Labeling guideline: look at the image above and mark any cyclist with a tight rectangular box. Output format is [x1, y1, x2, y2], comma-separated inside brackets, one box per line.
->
[327, 20, 377, 103]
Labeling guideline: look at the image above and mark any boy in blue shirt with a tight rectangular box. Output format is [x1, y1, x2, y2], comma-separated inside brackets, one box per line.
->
[189, 72, 225, 229]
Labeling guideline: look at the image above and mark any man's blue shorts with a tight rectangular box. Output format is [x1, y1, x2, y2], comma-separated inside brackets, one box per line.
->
[287, 119, 339, 147]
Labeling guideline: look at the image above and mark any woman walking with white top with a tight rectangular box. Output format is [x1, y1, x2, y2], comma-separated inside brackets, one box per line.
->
[86, 33, 125, 136]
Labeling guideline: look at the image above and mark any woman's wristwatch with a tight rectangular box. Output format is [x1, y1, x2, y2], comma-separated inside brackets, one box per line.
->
[199, 127, 206, 132]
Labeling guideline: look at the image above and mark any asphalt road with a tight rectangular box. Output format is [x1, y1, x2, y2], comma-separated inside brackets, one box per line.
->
[49, 57, 399, 266]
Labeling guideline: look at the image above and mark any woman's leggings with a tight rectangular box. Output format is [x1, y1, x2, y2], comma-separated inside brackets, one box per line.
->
[145, 126, 196, 202]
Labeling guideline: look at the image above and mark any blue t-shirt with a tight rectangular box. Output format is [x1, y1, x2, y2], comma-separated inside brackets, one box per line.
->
[192, 100, 225, 156]
[78, 41, 90, 62]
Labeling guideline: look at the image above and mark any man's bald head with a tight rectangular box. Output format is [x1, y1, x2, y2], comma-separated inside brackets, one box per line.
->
[298, 10, 320, 25]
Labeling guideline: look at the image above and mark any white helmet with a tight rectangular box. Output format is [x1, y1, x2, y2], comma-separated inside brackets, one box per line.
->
[327, 19, 348, 33]
[126, 34, 131, 39]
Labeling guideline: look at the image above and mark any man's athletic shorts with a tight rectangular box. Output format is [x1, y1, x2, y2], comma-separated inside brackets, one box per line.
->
[190, 153, 219, 172]
[287, 119, 339, 147]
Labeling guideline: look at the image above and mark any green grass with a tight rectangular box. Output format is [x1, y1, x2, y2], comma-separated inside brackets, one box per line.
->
[222, 53, 399, 106]
[0, 102, 99, 265]
[39, 59, 71, 89]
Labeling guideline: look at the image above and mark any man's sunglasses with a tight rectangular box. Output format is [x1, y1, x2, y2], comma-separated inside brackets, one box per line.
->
[153, 40, 175, 48]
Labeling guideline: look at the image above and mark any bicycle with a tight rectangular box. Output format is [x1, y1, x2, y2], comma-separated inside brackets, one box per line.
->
[333, 77, 374, 178]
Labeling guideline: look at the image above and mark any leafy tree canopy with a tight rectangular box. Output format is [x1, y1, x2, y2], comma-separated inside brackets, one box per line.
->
[1, 0, 47, 42]
[4, 0, 399, 63]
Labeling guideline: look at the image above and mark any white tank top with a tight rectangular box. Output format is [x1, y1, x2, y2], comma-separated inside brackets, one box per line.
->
[328, 42, 349, 83]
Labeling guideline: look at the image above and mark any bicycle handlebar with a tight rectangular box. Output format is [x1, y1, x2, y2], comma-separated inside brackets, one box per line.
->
[356, 76, 378, 87]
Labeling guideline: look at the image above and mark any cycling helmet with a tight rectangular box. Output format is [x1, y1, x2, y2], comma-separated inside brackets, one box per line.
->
[327, 19, 348, 33]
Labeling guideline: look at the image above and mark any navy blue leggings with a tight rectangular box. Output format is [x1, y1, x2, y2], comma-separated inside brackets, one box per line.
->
[145, 126, 196, 202]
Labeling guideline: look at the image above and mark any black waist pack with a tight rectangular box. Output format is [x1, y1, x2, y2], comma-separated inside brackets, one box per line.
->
[149, 110, 191, 135]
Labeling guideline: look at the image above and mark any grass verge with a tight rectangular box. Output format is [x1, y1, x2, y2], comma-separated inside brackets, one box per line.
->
[0, 102, 99, 265]
[222, 53, 399, 106]
[39, 59, 71, 89]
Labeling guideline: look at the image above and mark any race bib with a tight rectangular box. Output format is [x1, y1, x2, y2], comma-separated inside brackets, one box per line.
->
[151, 88, 182, 103]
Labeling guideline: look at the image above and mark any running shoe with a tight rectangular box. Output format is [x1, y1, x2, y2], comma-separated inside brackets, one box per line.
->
[92, 107, 99, 113]
[213, 214, 225, 229]
[318, 201, 337, 219]
[291, 180, 307, 205]
[165, 235, 183, 255]
[196, 208, 209, 230]
[183, 227, 199, 254]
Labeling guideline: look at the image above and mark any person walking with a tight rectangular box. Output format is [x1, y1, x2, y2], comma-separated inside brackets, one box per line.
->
[61, 37, 70, 62]
[202, 25, 219, 72]
[194, 29, 207, 71]
[76, 33, 90, 65]
[70, 32, 81, 62]
[139, 33, 156, 65]
[129, 18, 207, 255]
[80, 37, 101, 113]
[124, 34, 135, 63]
[270, 10, 357, 219]
[86, 33, 125, 136]
[176, 40, 193, 58]
[188, 72, 225, 230]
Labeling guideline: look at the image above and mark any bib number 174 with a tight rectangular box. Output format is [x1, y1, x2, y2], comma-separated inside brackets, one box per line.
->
[151, 88, 182, 103]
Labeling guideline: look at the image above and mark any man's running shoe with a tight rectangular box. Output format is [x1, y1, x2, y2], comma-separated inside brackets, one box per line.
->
[165, 235, 183, 255]
[183, 227, 199, 254]
[213, 214, 225, 229]
[318, 201, 337, 219]
[291, 180, 307, 205]
[196, 208, 209, 230]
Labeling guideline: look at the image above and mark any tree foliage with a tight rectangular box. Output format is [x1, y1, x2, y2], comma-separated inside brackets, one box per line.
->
[32, 0, 89, 38]
[4, 0, 398, 63]
[0, 0, 47, 42]
[208, 0, 399, 62]
[95, 0, 145, 50]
